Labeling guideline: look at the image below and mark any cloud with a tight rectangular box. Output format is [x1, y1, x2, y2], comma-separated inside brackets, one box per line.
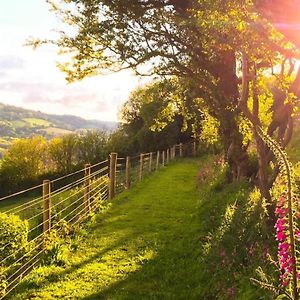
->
[0, 79, 110, 109]
[0, 1, 151, 122]
[0, 55, 24, 71]
[22, 90, 51, 104]
[58, 93, 98, 106]
[21, 86, 111, 114]
[0, 81, 54, 91]
[94, 101, 110, 113]
[0, 58, 143, 122]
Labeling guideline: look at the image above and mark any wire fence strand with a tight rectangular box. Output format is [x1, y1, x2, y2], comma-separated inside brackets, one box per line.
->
[0, 141, 196, 299]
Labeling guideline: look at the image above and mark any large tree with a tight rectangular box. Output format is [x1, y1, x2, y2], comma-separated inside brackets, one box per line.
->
[37, 0, 300, 199]
[0, 136, 47, 192]
[48, 134, 78, 173]
[38, 0, 250, 179]
[117, 78, 195, 154]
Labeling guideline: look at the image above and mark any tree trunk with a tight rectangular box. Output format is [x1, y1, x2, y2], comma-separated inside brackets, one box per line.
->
[222, 114, 250, 182]
[214, 50, 251, 181]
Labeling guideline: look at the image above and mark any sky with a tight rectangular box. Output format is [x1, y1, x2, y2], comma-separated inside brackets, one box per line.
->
[0, 0, 146, 122]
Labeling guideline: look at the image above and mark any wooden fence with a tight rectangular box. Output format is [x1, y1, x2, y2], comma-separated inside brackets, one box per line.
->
[0, 141, 197, 299]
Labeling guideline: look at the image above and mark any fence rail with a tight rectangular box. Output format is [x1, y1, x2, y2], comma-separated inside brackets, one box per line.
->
[0, 141, 197, 299]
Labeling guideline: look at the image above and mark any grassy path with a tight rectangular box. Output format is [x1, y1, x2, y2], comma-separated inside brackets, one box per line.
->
[12, 158, 205, 299]
[11, 157, 274, 300]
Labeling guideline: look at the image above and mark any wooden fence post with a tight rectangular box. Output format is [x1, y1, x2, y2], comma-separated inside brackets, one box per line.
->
[149, 152, 153, 172]
[125, 156, 131, 189]
[43, 180, 51, 233]
[84, 164, 91, 213]
[139, 153, 144, 181]
[156, 151, 160, 170]
[166, 148, 170, 164]
[162, 150, 165, 166]
[179, 143, 183, 158]
[109, 153, 117, 199]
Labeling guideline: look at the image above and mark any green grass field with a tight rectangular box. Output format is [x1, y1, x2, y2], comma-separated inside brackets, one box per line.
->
[10, 157, 273, 300]
[23, 118, 51, 127]
[44, 127, 73, 136]
[11, 120, 28, 128]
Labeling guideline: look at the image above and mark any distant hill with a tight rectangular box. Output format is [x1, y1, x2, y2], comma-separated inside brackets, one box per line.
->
[0, 102, 118, 155]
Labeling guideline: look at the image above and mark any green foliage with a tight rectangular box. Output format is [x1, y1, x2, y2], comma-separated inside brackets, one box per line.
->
[200, 107, 220, 146]
[42, 229, 71, 267]
[238, 116, 253, 147]
[115, 79, 195, 154]
[0, 136, 46, 191]
[28, 0, 300, 191]
[37, 0, 300, 189]
[255, 127, 299, 299]
[196, 174, 275, 299]
[287, 125, 300, 164]
[0, 129, 110, 196]
[0, 212, 29, 262]
[48, 134, 78, 173]
[249, 79, 274, 128]
[0, 266, 7, 298]
[107, 128, 135, 156]
[41, 221, 85, 268]
[48, 130, 109, 174]
[77, 130, 108, 164]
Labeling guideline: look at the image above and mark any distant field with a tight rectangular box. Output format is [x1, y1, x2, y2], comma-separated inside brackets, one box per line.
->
[0, 125, 74, 157]
[0, 102, 116, 155]
[11, 120, 27, 128]
[23, 118, 51, 127]
[44, 127, 73, 136]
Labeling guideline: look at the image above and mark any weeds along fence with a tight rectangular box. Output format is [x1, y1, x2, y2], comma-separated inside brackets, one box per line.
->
[0, 141, 197, 299]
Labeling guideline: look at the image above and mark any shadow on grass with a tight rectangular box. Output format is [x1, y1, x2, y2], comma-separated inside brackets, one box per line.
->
[82, 175, 274, 299]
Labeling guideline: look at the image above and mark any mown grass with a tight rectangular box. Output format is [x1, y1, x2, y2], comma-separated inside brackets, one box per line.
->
[9, 157, 274, 300]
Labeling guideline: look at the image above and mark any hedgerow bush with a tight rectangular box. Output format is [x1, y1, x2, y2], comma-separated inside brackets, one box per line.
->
[0, 213, 29, 297]
[0, 212, 29, 262]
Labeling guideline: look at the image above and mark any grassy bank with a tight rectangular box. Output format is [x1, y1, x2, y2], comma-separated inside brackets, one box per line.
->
[10, 157, 274, 299]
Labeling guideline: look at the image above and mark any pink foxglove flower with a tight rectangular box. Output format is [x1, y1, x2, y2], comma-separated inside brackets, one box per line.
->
[276, 232, 286, 242]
